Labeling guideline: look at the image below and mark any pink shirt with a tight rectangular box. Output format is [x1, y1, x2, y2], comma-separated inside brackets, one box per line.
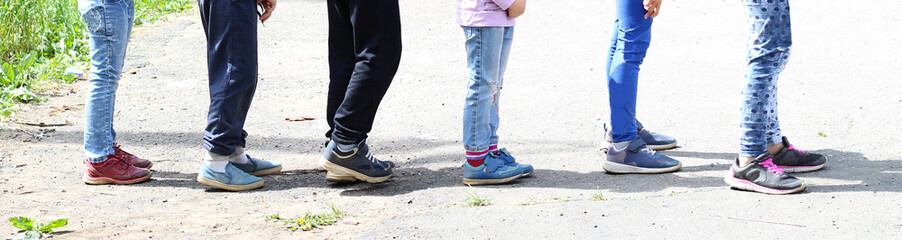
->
[457, 0, 516, 27]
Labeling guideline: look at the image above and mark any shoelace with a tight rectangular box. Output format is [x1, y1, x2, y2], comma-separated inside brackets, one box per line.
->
[758, 158, 784, 175]
[787, 144, 806, 154]
[113, 145, 134, 161]
[641, 147, 656, 155]
[364, 151, 385, 167]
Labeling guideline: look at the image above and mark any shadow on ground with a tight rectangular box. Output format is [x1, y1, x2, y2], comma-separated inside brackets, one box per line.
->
[3, 128, 898, 195]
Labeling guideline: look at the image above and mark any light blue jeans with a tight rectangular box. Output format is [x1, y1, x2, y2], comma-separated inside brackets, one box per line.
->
[739, 0, 791, 157]
[462, 26, 513, 152]
[79, 0, 134, 162]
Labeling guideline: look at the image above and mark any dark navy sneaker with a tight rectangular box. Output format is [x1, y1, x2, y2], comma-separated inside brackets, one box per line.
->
[463, 153, 524, 185]
[771, 136, 827, 173]
[603, 138, 681, 174]
[493, 148, 534, 176]
[725, 153, 806, 194]
[326, 160, 397, 182]
[321, 139, 393, 183]
[605, 121, 677, 150]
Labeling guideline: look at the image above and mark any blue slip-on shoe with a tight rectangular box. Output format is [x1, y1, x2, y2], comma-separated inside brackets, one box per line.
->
[603, 137, 681, 174]
[325, 160, 396, 183]
[462, 153, 524, 185]
[605, 121, 678, 150]
[197, 162, 264, 191]
[321, 139, 393, 183]
[493, 148, 534, 177]
[232, 154, 282, 176]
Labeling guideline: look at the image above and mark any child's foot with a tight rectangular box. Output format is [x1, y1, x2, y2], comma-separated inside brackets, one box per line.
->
[725, 153, 806, 194]
[771, 136, 827, 173]
[113, 145, 152, 169]
[603, 138, 681, 174]
[197, 162, 264, 191]
[83, 155, 152, 185]
[462, 153, 524, 185]
[321, 140, 393, 183]
[326, 161, 396, 182]
[605, 121, 677, 150]
[493, 148, 534, 176]
[232, 154, 282, 176]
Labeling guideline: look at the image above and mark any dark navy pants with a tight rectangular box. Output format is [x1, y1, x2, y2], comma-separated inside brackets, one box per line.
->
[326, 0, 403, 144]
[199, 0, 258, 155]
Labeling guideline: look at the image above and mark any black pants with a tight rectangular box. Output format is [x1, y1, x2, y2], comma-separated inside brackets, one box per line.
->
[199, 0, 258, 155]
[326, 0, 403, 144]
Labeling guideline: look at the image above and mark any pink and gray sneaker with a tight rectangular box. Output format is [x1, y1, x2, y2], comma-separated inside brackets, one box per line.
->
[770, 136, 827, 173]
[725, 153, 805, 195]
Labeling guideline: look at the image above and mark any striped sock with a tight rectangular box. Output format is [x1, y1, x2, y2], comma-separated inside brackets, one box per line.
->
[466, 149, 490, 167]
[488, 145, 499, 154]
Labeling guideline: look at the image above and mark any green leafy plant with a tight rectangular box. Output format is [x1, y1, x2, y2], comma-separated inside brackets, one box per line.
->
[9, 217, 68, 240]
[0, 0, 191, 117]
[267, 204, 346, 231]
[464, 192, 491, 207]
[818, 132, 827, 137]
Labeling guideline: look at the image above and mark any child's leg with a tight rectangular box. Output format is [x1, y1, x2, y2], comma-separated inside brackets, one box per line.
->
[487, 26, 515, 150]
[327, 0, 402, 145]
[739, 0, 792, 162]
[200, 0, 259, 157]
[463, 27, 506, 166]
[607, 0, 653, 143]
[81, 0, 134, 163]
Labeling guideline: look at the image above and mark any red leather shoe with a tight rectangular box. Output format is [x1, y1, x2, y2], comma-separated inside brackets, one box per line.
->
[114, 145, 152, 169]
[83, 155, 152, 185]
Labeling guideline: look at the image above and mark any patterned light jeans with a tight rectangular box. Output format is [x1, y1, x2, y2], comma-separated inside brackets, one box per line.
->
[740, 0, 791, 157]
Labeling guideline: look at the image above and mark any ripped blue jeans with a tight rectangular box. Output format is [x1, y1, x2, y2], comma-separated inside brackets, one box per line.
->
[740, 0, 791, 157]
[462, 26, 513, 152]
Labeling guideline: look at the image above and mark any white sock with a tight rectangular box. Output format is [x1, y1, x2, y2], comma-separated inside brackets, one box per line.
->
[337, 143, 358, 151]
[229, 146, 250, 164]
[612, 141, 630, 151]
[204, 151, 230, 172]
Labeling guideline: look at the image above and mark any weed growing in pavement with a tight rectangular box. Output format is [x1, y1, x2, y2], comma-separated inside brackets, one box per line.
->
[266, 204, 346, 231]
[464, 192, 491, 207]
[8, 216, 68, 240]
[591, 192, 605, 201]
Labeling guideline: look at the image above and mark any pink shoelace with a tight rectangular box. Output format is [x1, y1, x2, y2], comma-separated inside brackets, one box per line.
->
[787, 144, 806, 153]
[758, 158, 784, 175]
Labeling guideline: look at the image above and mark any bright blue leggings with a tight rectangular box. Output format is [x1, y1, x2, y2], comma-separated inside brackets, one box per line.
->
[606, 0, 653, 142]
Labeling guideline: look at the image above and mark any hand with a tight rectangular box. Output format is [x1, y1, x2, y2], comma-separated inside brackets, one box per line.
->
[507, 0, 526, 18]
[643, 0, 661, 19]
[258, 0, 276, 22]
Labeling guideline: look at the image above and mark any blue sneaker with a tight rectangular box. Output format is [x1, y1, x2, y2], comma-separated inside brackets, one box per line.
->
[232, 154, 282, 176]
[321, 139, 393, 183]
[462, 153, 524, 185]
[604, 138, 681, 174]
[605, 121, 678, 150]
[197, 162, 264, 191]
[493, 148, 534, 176]
[325, 160, 397, 183]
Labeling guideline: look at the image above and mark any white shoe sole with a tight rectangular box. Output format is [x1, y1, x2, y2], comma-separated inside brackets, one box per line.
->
[321, 157, 391, 183]
[602, 160, 682, 174]
[462, 174, 523, 185]
[778, 163, 826, 173]
[723, 171, 806, 195]
[196, 175, 264, 191]
[646, 141, 678, 150]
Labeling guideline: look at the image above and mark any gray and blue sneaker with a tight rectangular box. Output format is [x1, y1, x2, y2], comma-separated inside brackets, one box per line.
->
[463, 153, 524, 185]
[603, 137, 681, 174]
[493, 148, 534, 176]
[197, 162, 264, 191]
[605, 121, 678, 150]
[232, 154, 282, 176]
[321, 139, 393, 183]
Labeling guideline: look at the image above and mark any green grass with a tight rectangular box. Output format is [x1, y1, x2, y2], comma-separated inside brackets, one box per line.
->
[464, 192, 491, 207]
[591, 192, 605, 201]
[0, 0, 191, 117]
[267, 204, 347, 231]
